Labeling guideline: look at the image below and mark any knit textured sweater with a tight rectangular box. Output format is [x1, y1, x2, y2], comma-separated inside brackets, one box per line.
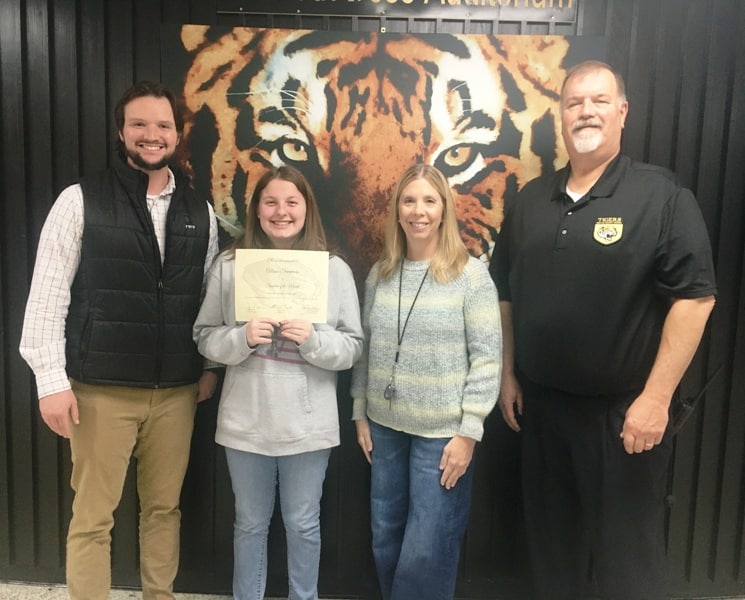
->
[351, 256, 502, 441]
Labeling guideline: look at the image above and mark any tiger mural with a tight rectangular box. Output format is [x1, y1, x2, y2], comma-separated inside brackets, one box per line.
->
[176, 25, 571, 278]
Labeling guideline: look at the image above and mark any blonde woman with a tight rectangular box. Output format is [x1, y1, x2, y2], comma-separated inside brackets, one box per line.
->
[351, 164, 502, 600]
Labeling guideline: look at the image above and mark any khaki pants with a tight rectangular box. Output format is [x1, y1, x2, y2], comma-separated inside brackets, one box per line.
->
[66, 381, 197, 600]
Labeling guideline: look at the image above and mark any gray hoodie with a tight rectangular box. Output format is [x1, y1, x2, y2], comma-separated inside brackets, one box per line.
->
[193, 252, 364, 456]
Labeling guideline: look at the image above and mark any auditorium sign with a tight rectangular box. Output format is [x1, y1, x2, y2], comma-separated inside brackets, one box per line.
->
[217, 0, 578, 23]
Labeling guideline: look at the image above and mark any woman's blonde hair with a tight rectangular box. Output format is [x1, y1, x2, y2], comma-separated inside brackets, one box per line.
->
[376, 164, 469, 283]
[235, 165, 328, 251]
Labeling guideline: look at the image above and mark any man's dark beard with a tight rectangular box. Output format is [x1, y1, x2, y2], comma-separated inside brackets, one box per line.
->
[126, 147, 173, 171]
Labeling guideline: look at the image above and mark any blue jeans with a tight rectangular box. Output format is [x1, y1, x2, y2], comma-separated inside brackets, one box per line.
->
[225, 447, 332, 600]
[369, 421, 474, 600]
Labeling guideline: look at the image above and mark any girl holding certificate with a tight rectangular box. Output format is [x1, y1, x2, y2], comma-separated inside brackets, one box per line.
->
[193, 165, 364, 600]
[350, 164, 502, 600]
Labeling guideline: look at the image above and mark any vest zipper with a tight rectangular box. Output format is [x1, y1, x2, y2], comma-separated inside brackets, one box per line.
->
[155, 277, 164, 388]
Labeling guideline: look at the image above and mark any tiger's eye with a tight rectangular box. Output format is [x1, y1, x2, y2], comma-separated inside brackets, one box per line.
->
[444, 144, 474, 169]
[281, 140, 309, 162]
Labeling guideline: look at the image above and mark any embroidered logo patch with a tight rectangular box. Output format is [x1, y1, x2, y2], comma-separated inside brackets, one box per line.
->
[593, 217, 623, 245]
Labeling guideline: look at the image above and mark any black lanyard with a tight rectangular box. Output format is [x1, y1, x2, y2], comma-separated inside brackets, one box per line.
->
[384, 261, 429, 402]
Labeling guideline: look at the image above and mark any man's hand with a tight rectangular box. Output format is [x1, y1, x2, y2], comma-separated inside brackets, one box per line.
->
[620, 392, 669, 454]
[497, 302, 522, 432]
[355, 418, 373, 465]
[620, 296, 715, 454]
[196, 370, 218, 403]
[498, 372, 523, 432]
[39, 390, 79, 438]
[439, 435, 476, 489]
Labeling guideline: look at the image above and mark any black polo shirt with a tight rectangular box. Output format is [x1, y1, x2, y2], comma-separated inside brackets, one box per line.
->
[491, 154, 717, 396]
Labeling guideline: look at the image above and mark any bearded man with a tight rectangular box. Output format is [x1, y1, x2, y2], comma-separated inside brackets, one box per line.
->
[20, 81, 219, 600]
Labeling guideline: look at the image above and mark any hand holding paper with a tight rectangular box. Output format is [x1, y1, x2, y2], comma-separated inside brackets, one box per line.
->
[279, 319, 313, 346]
[245, 317, 280, 347]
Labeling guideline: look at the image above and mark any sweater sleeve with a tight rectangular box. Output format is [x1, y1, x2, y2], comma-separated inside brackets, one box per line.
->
[458, 260, 503, 441]
[350, 264, 378, 420]
[299, 257, 364, 371]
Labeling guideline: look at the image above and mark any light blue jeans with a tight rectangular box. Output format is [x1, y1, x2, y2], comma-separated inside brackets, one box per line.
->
[225, 447, 332, 600]
[369, 420, 474, 600]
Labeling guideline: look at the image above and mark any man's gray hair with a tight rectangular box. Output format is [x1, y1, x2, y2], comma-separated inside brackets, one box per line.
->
[560, 60, 627, 106]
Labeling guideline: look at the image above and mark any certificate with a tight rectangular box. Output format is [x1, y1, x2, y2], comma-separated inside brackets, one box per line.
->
[235, 249, 329, 323]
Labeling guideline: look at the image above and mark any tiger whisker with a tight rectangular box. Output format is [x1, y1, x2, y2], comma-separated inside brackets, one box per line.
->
[213, 213, 245, 236]
[226, 88, 312, 107]
[446, 81, 473, 122]
[225, 89, 313, 115]
[448, 81, 470, 94]
[267, 107, 314, 116]
[226, 88, 291, 96]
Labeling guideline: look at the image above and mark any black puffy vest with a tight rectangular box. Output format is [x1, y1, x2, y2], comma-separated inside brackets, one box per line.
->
[65, 160, 210, 388]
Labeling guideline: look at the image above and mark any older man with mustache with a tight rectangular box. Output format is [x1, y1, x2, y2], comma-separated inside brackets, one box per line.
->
[491, 61, 717, 600]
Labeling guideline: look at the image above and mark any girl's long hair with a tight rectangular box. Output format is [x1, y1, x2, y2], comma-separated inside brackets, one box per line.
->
[376, 164, 469, 283]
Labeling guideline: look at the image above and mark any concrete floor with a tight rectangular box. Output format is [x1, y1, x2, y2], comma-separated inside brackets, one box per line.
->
[2, 582, 743, 600]
[0, 582, 360, 599]
[0, 582, 231, 599]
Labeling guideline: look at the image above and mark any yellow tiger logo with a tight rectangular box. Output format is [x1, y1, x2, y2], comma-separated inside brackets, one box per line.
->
[178, 26, 569, 277]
